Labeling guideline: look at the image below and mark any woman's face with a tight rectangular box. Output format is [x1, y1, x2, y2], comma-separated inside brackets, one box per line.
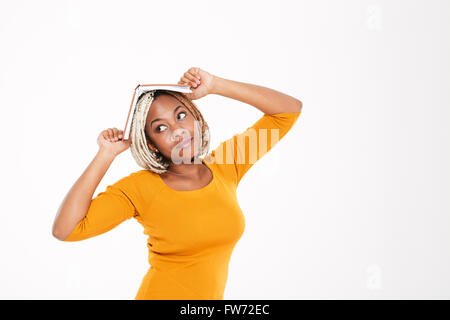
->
[145, 94, 197, 162]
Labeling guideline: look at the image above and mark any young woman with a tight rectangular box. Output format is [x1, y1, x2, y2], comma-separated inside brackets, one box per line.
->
[52, 67, 303, 300]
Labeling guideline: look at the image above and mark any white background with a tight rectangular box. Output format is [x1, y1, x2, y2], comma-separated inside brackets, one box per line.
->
[0, 0, 449, 299]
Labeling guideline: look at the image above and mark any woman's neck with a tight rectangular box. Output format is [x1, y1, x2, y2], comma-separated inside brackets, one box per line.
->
[164, 157, 204, 177]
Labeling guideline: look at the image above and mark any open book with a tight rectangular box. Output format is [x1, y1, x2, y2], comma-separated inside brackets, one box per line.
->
[122, 84, 193, 140]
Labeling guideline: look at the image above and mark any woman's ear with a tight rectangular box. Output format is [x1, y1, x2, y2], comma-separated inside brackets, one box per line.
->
[147, 141, 159, 153]
[144, 132, 158, 153]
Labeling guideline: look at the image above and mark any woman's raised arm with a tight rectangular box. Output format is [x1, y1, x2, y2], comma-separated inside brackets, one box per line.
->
[178, 67, 302, 114]
[52, 128, 131, 241]
[210, 75, 302, 115]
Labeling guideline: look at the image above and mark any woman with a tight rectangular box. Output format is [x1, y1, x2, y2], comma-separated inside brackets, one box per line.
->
[52, 67, 303, 300]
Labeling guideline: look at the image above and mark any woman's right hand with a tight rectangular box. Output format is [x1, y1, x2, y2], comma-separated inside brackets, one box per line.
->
[97, 128, 131, 157]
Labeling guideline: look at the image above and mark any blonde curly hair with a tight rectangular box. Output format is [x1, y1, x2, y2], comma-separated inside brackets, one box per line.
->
[129, 90, 211, 174]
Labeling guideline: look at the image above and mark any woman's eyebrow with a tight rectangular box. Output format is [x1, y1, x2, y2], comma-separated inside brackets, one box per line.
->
[150, 105, 184, 127]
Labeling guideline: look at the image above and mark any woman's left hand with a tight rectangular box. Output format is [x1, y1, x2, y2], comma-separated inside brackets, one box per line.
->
[177, 67, 216, 100]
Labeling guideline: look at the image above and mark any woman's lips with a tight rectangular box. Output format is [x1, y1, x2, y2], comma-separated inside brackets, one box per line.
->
[177, 137, 193, 149]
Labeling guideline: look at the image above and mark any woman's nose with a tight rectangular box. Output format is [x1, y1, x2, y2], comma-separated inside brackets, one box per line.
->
[172, 128, 190, 143]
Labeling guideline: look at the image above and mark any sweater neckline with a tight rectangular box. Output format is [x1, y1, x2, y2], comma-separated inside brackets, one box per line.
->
[156, 158, 216, 193]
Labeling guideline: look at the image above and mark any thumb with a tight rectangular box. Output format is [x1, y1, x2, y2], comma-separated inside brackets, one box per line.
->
[118, 138, 131, 146]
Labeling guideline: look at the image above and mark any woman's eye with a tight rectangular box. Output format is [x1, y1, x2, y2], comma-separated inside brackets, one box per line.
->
[178, 111, 187, 120]
[155, 112, 186, 133]
[156, 125, 167, 133]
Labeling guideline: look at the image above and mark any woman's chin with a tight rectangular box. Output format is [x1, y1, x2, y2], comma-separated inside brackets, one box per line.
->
[172, 150, 196, 163]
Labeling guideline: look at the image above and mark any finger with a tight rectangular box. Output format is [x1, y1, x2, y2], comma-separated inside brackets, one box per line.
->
[184, 72, 200, 85]
[189, 67, 201, 79]
[112, 128, 120, 140]
[185, 72, 200, 83]
[181, 76, 197, 88]
[182, 76, 197, 88]
[193, 67, 201, 79]
[107, 129, 114, 141]
[113, 129, 123, 140]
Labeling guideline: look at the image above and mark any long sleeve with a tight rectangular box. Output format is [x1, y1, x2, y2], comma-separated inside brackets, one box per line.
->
[62, 178, 138, 242]
[209, 111, 301, 185]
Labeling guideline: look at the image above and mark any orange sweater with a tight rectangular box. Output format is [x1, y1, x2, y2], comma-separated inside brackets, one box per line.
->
[63, 111, 301, 299]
